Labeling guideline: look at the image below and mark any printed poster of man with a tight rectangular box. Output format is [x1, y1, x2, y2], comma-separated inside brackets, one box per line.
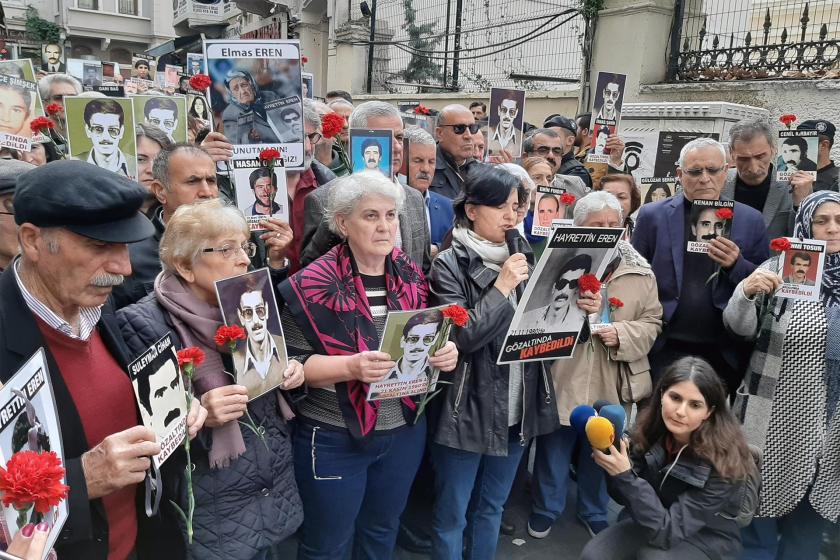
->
[498, 227, 623, 364]
[586, 72, 626, 164]
[0, 349, 68, 558]
[41, 42, 65, 73]
[187, 53, 205, 76]
[82, 62, 103, 88]
[653, 131, 719, 178]
[367, 307, 445, 401]
[531, 184, 571, 238]
[0, 74, 41, 151]
[231, 158, 290, 231]
[777, 238, 826, 301]
[64, 97, 137, 179]
[301, 72, 314, 99]
[204, 39, 305, 169]
[487, 87, 525, 158]
[686, 199, 734, 254]
[350, 128, 393, 178]
[216, 268, 290, 401]
[164, 64, 183, 88]
[128, 334, 187, 468]
[132, 95, 188, 144]
[640, 177, 676, 205]
[777, 129, 819, 181]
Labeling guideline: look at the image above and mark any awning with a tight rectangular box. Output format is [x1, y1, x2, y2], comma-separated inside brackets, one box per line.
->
[145, 34, 203, 58]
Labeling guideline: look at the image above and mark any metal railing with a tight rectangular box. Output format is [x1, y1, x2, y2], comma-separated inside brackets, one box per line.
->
[668, 0, 840, 82]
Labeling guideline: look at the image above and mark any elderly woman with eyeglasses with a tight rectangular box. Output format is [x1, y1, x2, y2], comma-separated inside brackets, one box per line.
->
[277, 171, 458, 559]
[117, 199, 305, 560]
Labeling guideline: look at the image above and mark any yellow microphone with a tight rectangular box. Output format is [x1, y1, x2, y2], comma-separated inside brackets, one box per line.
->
[585, 416, 615, 451]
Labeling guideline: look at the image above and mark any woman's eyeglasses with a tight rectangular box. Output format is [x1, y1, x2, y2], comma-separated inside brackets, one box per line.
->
[439, 123, 481, 135]
[202, 241, 257, 259]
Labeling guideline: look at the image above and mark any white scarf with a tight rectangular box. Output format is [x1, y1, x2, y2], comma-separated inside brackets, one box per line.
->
[451, 226, 510, 271]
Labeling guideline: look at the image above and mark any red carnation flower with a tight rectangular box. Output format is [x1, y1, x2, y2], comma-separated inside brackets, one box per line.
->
[188, 74, 212, 92]
[321, 112, 345, 140]
[177, 347, 205, 368]
[578, 273, 601, 294]
[45, 103, 63, 116]
[259, 147, 282, 162]
[215, 325, 246, 350]
[0, 451, 69, 514]
[442, 304, 470, 327]
[608, 297, 624, 310]
[779, 114, 797, 128]
[414, 105, 431, 116]
[715, 207, 734, 220]
[560, 193, 577, 206]
[29, 117, 54, 134]
[770, 237, 792, 252]
[301, 56, 309, 65]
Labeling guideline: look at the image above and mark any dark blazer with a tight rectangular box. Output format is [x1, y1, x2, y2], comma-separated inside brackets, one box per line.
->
[722, 169, 794, 240]
[299, 179, 432, 273]
[428, 190, 454, 247]
[0, 267, 184, 559]
[632, 193, 769, 326]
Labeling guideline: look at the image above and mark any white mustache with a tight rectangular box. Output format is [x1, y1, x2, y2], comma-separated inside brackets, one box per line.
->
[91, 273, 124, 287]
[415, 172, 431, 181]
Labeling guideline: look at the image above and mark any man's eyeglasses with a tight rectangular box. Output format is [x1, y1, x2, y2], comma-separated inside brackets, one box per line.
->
[603, 88, 621, 99]
[682, 166, 726, 178]
[202, 241, 257, 259]
[240, 305, 267, 321]
[149, 118, 175, 129]
[439, 123, 480, 135]
[88, 125, 122, 137]
[534, 146, 565, 157]
[306, 132, 323, 144]
[405, 334, 436, 345]
[499, 106, 518, 116]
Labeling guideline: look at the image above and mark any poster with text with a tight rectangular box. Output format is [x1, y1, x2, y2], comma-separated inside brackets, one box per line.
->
[777, 129, 819, 181]
[231, 158, 289, 231]
[64, 97, 137, 180]
[0, 349, 67, 560]
[187, 53, 205, 76]
[653, 131, 720, 178]
[487, 87, 525, 158]
[216, 268, 289, 401]
[640, 177, 677, 205]
[128, 334, 187, 468]
[350, 128, 393, 178]
[686, 199, 734, 254]
[531, 184, 572, 238]
[132, 54, 156, 82]
[164, 65, 183, 88]
[132, 95, 188, 144]
[587, 71, 626, 164]
[204, 39, 305, 169]
[498, 227, 623, 364]
[368, 307, 446, 401]
[777, 238, 825, 301]
[0, 74, 41, 151]
[81, 62, 103, 88]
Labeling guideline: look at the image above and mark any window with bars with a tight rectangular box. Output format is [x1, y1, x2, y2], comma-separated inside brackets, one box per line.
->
[118, 0, 138, 14]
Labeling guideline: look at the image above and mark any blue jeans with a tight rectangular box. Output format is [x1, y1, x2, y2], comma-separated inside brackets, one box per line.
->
[531, 424, 608, 522]
[430, 429, 526, 560]
[740, 496, 828, 560]
[293, 419, 427, 560]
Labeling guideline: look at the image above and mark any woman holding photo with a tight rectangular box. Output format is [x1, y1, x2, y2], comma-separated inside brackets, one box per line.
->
[580, 357, 757, 560]
[723, 190, 840, 560]
[428, 166, 587, 560]
[277, 171, 458, 559]
[117, 199, 306, 560]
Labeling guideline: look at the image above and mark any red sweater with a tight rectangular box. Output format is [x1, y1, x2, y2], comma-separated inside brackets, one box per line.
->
[35, 318, 139, 560]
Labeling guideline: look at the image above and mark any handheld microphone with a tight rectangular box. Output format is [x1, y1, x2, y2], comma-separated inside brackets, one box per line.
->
[599, 404, 627, 444]
[505, 228, 525, 299]
[592, 399, 611, 413]
[585, 416, 615, 451]
[570, 405, 596, 436]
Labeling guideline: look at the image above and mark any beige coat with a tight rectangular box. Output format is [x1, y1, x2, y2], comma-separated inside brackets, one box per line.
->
[550, 247, 663, 425]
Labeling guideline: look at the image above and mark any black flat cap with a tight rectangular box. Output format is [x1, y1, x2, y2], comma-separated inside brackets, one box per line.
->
[14, 160, 155, 243]
[543, 114, 577, 134]
[0, 160, 36, 196]
[798, 119, 836, 141]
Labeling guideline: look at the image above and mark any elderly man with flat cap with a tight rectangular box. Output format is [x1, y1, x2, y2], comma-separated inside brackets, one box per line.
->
[0, 159, 36, 273]
[0, 160, 207, 560]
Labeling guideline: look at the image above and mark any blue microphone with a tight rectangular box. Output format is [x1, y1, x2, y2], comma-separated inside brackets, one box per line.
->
[570, 405, 596, 436]
[599, 404, 627, 453]
[592, 399, 611, 413]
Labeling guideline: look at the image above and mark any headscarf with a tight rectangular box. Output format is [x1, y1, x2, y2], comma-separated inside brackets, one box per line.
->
[225, 70, 267, 120]
[794, 190, 840, 421]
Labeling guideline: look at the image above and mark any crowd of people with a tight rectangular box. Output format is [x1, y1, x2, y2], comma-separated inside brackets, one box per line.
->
[0, 69, 838, 560]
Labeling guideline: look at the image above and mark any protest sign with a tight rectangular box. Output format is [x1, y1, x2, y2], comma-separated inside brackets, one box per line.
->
[487, 87, 525, 158]
[230, 158, 289, 231]
[777, 238, 826, 301]
[350, 128, 393, 178]
[132, 95, 187, 143]
[777, 129, 819, 181]
[64, 97, 137, 180]
[216, 268, 289, 401]
[498, 227, 623, 364]
[0, 74, 40, 151]
[128, 334, 187, 468]
[686, 199, 734, 254]
[587, 72, 626, 164]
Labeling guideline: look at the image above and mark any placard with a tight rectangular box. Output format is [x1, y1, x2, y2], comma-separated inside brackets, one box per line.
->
[587, 72, 626, 164]
[127, 334, 187, 468]
[41, 42, 65, 73]
[230, 158, 289, 231]
[640, 177, 677, 205]
[498, 227, 623, 364]
[132, 95, 188, 143]
[0, 74, 40, 152]
[349, 128, 393, 177]
[487, 87, 525, 158]
[776, 238, 826, 301]
[777, 129, 819, 181]
[64, 97, 137, 180]
[531, 184, 571, 238]
[686, 199, 734, 254]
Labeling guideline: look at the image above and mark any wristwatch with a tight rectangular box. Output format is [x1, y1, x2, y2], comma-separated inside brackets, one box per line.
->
[266, 256, 290, 270]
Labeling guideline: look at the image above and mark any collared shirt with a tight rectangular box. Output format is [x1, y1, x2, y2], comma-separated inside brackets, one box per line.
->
[87, 148, 130, 177]
[13, 258, 101, 340]
[491, 124, 516, 151]
[243, 336, 282, 380]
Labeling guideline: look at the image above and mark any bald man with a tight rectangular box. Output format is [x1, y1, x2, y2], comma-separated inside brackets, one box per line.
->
[431, 104, 483, 199]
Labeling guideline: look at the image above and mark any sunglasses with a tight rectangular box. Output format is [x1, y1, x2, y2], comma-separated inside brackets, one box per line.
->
[683, 166, 726, 177]
[554, 277, 579, 291]
[439, 123, 480, 135]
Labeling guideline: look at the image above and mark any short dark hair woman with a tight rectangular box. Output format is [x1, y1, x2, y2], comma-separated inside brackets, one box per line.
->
[428, 166, 588, 559]
[580, 356, 757, 560]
